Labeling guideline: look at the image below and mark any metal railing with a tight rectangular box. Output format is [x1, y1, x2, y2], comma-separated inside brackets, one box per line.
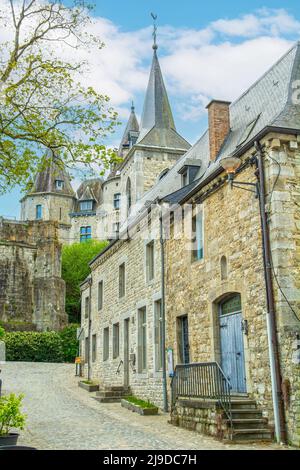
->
[171, 362, 232, 426]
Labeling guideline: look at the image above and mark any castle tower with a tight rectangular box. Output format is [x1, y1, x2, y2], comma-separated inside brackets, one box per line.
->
[20, 151, 76, 242]
[119, 31, 191, 216]
[118, 103, 140, 158]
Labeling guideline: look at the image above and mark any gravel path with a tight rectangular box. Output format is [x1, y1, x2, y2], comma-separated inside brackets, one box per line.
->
[0, 362, 285, 450]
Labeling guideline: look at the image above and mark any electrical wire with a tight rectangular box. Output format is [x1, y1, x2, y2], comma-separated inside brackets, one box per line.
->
[265, 148, 300, 324]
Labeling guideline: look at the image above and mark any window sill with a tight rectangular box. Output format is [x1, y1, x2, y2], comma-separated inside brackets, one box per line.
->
[191, 257, 204, 267]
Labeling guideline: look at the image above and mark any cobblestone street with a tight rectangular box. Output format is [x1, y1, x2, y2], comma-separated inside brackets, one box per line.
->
[0, 362, 284, 450]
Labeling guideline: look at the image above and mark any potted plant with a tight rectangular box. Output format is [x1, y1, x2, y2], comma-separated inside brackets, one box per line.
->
[121, 396, 159, 416]
[0, 393, 26, 446]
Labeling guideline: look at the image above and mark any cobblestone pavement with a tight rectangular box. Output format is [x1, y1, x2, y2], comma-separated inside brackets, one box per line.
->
[0, 362, 286, 450]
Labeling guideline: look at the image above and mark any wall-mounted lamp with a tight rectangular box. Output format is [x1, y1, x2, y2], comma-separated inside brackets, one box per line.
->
[220, 152, 259, 197]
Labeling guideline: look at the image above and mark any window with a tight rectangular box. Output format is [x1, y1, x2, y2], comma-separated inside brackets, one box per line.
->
[113, 323, 119, 359]
[59, 207, 62, 220]
[119, 263, 125, 298]
[80, 226, 92, 242]
[103, 327, 109, 361]
[146, 241, 154, 282]
[177, 315, 190, 364]
[55, 179, 64, 190]
[84, 296, 89, 318]
[191, 210, 204, 262]
[36, 204, 42, 220]
[113, 193, 121, 210]
[126, 178, 132, 213]
[221, 256, 228, 280]
[138, 307, 147, 373]
[182, 170, 188, 187]
[92, 334, 97, 362]
[113, 222, 120, 236]
[85, 337, 89, 364]
[80, 200, 93, 212]
[98, 281, 103, 311]
[154, 300, 163, 371]
[220, 294, 242, 316]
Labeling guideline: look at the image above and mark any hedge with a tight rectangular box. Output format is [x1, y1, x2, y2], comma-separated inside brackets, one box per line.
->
[4, 324, 79, 363]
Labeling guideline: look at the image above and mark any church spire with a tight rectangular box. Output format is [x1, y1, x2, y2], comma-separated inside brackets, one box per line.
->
[118, 102, 140, 156]
[136, 14, 188, 149]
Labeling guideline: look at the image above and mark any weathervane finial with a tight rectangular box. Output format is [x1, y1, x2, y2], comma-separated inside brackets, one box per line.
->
[151, 12, 158, 51]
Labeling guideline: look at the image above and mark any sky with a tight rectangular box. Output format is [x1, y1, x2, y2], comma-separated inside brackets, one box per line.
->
[1, 0, 300, 217]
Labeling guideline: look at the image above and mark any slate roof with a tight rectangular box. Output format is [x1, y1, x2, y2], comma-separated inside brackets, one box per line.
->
[122, 41, 300, 228]
[74, 178, 103, 211]
[118, 104, 139, 156]
[29, 151, 75, 197]
[137, 49, 190, 150]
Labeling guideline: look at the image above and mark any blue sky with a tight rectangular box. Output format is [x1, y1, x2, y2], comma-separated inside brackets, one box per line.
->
[1, 0, 300, 217]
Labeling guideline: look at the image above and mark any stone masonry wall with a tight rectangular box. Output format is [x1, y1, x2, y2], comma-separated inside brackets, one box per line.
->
[81, 208, 165, 408]
[165, 134, 300, 446]
[0, 218, 67, 331]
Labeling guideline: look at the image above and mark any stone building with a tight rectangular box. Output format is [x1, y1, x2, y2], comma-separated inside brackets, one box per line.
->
[80, 41, 300, 445]
[0, 218, 67, 331]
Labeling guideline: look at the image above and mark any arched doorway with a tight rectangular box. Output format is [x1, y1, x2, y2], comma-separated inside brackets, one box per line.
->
[219, 294, 246, 393]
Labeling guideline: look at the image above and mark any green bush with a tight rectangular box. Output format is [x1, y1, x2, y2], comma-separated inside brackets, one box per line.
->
[0, 393, 27, 436]
[4, 331, 64, 362]
[62, 240, 108, 323]
[0, 326, 5, 341]
[59, 324, 79, 362]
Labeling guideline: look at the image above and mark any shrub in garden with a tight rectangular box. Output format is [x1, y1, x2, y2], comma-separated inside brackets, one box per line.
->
[4, 331, 64, 362]
[0, 394, 26, 437]
[59, 324, 80, 362]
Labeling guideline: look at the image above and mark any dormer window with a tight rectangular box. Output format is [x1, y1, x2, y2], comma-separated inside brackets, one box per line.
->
[181, 170, 188, 187]
[80, 200, 93, 211]
[55, 179, 64, 190]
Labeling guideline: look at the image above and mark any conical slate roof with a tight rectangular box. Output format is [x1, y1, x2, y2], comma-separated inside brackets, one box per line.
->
[118, 104, 139, 155]
[30, 151, 75, 197]
[137, 49, 190, 150]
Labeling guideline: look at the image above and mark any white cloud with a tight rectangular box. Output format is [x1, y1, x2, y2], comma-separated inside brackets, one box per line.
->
[0, 2, 299, 125]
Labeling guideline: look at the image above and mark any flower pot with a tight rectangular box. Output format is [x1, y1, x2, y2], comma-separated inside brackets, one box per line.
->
[0, 433, 19, 447]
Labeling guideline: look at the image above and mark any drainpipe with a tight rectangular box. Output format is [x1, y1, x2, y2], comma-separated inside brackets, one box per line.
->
[87, 276, 92, 382]
[157, 202, 168, 412]
[255, 141, 287, 444]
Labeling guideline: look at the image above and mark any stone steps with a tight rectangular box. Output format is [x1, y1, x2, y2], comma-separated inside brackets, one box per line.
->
[94, 385, 130, 403]
[225, 397, 273, 442]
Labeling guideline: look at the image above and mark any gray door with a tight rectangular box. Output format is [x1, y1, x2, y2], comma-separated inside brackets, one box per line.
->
[123, 318, 130, 388]
[220, 295, 246, 393]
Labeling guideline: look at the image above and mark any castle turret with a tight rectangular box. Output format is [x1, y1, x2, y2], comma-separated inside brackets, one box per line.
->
[20, 151, 76, 229]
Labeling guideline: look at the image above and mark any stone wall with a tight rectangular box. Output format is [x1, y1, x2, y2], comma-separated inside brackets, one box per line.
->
[81, 209, 166, 407]
[165, 134, 300, 446]
[0, 218, 67, 331]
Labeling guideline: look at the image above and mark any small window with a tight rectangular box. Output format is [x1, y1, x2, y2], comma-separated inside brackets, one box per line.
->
[36, 204, 42, 220]
[191, 210, 204, 262]
[80, 200, 93, 212]
[84, 296, 89, 318]
[80, 226, 92, 242]
[146, 241, 154, 282]
[103, 327, 109, 361]
[221, 256, 228, 280]
[98, 281, 103, 311]
[92, 334, 97, 362]
[154, 300, 163, 371]
[55, 180, 64, 190]
[138, 307, 147, 373]
[85, 337, 89, 364]
[113, 323, 119, 359]
[220, 294, 242, 316]
[113, 193, 121, 210]
[113, 222, 120, 236]
[182, 170, 188, 187]
[119, 263, 125, 298]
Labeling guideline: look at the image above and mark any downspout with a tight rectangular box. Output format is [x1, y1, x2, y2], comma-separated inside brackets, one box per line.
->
[255, 141, 287, 444]
[87, 276, 92, 382]
[158, 202, 168, 412]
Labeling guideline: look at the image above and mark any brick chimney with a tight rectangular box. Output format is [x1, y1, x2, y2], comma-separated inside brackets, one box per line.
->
[206, 100, 231, 161]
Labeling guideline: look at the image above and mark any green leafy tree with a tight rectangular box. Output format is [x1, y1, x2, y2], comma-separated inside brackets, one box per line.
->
[0, 393, 26, 436]
[62, 240, 108, 323]
[0, 0, 120, 193]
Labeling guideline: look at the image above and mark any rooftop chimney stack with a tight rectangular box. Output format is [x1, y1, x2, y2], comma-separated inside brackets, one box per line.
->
[206, 100, 231, 161]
